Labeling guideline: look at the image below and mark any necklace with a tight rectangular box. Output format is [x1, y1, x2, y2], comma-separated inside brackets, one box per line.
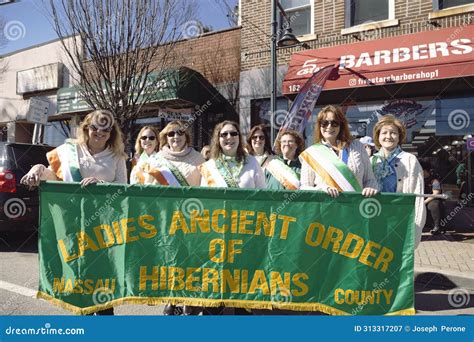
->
[87, 145, 104, 155]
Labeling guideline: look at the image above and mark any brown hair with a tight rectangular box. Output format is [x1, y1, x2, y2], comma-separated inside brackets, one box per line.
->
[210, 121, 246, 162]
[159, 120, 192, 150]
[246, 124, 273, 156]
[373, 114, 406, 149]
[134, 126, 160, 156]
[314, 105, 352, 149]
[77, 109, 126, 157]
[275, 130, 305, 157]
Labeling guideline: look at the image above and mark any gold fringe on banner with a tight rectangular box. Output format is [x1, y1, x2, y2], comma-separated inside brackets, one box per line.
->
[37, 291, 415, 316]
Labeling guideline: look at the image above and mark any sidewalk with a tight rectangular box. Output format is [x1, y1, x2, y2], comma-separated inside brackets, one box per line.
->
[414, 229, 474, 290]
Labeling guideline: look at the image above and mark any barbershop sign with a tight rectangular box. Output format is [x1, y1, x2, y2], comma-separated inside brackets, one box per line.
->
[283, 25, 474, 95]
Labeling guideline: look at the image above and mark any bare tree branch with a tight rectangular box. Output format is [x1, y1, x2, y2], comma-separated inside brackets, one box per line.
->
[44, 0, 197, 146]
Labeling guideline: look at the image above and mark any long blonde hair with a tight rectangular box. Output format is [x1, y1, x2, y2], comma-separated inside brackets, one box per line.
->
[77, 109, 126, 157]
[134, 126, 160, 156]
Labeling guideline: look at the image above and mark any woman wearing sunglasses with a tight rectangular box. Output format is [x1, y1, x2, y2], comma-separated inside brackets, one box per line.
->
[130, 126, 160, 184]
[21, 109, 126, 316]
[300, 105, 378, 198]
[21, 109, 127, 188]
[200, 121, 266, 189]
[246, 124, 274, 169]
[265, 130, 305, 190]
[148, 121, 204, 316]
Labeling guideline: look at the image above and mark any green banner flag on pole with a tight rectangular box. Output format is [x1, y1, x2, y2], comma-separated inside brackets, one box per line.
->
[37, 182, 416, 315]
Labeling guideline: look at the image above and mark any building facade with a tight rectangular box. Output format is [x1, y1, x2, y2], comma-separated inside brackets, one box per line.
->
[239, 0, 474, 210]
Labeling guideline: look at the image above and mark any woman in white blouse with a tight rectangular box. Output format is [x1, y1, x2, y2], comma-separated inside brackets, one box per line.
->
[21, 109, 127, 187]
[130, 126, 160, 184]
[21, 109, 127, 315]
[299, 105, 378, 197]
[200, 121, 266, 189]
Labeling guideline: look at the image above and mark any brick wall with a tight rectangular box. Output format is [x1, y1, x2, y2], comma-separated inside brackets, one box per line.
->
[241, 0, 473, 71]
[152, 27, 241, 86]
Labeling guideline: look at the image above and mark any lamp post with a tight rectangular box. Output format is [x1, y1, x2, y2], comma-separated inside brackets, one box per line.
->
[270, 0, 300, 145]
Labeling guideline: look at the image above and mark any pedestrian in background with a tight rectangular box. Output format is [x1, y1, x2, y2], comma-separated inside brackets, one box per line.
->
[359, 136, 375, 157]
[421, 161, 445, 235]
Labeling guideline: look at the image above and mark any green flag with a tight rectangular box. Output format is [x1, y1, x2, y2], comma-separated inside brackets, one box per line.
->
[38, 182, 416, 315]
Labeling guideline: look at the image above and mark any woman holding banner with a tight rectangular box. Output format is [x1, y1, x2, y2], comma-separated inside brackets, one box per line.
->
[371, 115, 426, 247]
[153, 121, 204, 316]
[265, 130, 304, 190]
[246, 124, 274, 169]
[199, 120, 265, 315]
[130, 126, 160, 184]
[21, 109, 127, 187]
[300, 105, 378, 197]
[21, 109, 127, 315]
[200, 121, 266, 189]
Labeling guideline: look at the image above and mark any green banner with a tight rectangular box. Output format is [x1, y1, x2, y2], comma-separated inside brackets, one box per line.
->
[38, 182, 416, 315]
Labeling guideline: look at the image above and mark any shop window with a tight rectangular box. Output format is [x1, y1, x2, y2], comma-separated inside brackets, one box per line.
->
[279, 0, 313, 36]
[250, 97, 289, 138]
[345, 0, 394, 27]
[434, 0, 473, 10]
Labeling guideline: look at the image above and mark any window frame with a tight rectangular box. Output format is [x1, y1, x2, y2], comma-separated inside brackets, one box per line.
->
[344, 0, 395, 28]
[279, 0, 314, 38]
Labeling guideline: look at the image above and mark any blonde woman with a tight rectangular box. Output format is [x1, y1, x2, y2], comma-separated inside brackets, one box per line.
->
[300, 105, 378, 198]
[21, 109, 127, 315]
[372, 115, 426, 247]
[130, 126, 160, 184]
[21, 109, 127, 187]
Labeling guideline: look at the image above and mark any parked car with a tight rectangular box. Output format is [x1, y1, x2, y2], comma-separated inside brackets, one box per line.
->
[0, 143, 54, 232]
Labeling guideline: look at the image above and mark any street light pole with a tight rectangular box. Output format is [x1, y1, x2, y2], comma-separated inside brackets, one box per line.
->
[270, 0, 278, 145]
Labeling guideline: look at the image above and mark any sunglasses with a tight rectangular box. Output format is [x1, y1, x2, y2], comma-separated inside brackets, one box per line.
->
[251, 135, 265, 141]
[140, 135, 156, 141]
[89, 125, 113, 132]
[220, 131, 239, 138]
[320, 120, 341, 128]
[167, 130, 185, 138]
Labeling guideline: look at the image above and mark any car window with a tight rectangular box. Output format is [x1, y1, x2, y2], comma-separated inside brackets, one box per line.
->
[11, 145, 52, 175]
[0, 144, 12, 170]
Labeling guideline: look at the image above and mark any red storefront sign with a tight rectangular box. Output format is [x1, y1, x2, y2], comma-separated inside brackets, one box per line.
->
[282, 25, 474, 95]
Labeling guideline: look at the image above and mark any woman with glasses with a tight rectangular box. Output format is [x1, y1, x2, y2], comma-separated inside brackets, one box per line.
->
[149, 120, 204, 316]
[145, 120, 205, 188]
[300, 105, 378, 197]
[265, 130, 305, 190]
[21, 109, 127, 316]
[21, 109, 127, 187]
[130, 126, 160, 184]
[372, 115, 426, 246]
[246, 124, 274, 169]
[200, 121, 266, 189]
[199, 121, 265, 315]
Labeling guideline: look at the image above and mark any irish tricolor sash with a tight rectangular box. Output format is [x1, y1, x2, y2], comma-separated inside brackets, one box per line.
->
[144, 155, 188, 187]
[198, 160, 229, 188]
[46, 142, 82, 182]
[265, 158, 300, 190]
[299, 144, 362, 192]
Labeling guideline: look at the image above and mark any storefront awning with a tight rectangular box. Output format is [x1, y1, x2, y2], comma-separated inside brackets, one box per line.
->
[54, 67, 235, 117]
[282, 25, 474, 96]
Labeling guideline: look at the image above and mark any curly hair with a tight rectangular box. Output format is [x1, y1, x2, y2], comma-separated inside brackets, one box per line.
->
[274, 130, 305, 157]
[77, 109, 126, 157]
[246, 124, 273, 156]
[372, 114, 406, 150]
[134, 126, 160, 156]
[210, 121, 246, 163]
[314, 105, 352, 149]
